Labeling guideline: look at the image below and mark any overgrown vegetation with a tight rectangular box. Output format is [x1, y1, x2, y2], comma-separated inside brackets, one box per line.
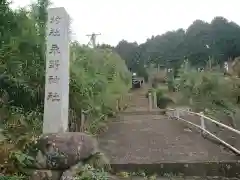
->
[0, 0, 131, 177]
[69, 45, 131, 133]
[174, 62, 240, 129]
[146, 57, 240, 130]
[155, 89, 174, 109]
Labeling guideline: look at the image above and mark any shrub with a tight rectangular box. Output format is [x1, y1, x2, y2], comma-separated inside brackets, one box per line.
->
[155, 89, 174, 109]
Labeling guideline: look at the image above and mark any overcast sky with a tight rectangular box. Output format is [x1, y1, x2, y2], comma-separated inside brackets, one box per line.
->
[11, 0, 240, 46]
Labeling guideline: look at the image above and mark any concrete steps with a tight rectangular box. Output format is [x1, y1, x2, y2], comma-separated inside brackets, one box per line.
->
[101, 84, 240, 178]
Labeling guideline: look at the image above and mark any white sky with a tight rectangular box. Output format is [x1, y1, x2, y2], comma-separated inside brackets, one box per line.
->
[11, 0, 240, 46]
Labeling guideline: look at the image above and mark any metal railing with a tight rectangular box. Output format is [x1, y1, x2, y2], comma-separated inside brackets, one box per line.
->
[147, 91, 240, 154]
[166, 107, 240, 155]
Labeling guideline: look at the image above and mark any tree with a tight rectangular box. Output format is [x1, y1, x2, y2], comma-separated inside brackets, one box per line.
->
[115, 16, 240, 75]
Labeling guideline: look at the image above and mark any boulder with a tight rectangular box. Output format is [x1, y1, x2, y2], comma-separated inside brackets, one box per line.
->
[26, 132, 110, 180]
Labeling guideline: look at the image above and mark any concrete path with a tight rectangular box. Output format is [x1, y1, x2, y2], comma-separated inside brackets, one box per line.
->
[98, 84, 239, 177]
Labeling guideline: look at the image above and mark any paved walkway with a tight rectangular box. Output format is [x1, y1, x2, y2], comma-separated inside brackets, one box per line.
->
[98, 85, 238, 165]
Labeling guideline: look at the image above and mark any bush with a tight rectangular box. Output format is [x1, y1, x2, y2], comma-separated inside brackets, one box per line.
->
[155, 89, 174, 109]
[77, 164, 109, 180]
[157, 96, 174, 109]
[69, 45, 131, 132]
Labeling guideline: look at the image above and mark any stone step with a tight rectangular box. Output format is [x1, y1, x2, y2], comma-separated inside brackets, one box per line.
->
[110, 161, 240, 178]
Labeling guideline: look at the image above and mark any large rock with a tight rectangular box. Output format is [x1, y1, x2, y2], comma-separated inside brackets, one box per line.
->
[29, 132, 98, 169]
[26, 132, 110, 180]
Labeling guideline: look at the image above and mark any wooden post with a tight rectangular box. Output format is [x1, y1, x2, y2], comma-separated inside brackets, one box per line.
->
[148, 92, 152, 111]
[116, 98, 120, 112]
[153, 91, 157, 109]
[200, 112, 206, 135]
[80, 111, 85, 132]
[43, 7, 70, 133]
[119, 95, 123, 111]
[176, 108, 180, 119]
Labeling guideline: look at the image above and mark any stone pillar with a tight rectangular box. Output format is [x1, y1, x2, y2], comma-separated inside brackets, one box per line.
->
[43, 7, 70, 133]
